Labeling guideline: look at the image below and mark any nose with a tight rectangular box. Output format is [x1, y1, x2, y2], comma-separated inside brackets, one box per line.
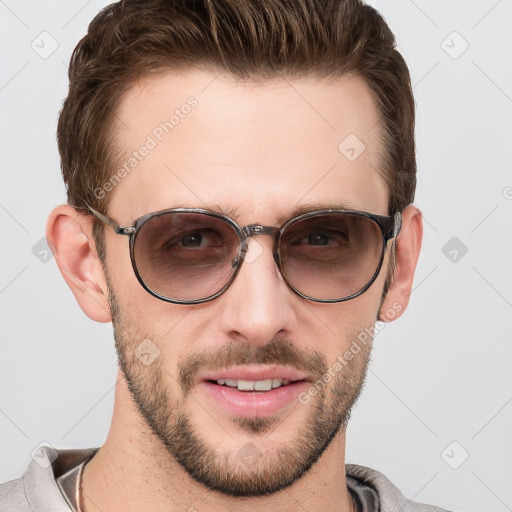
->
[217, 236, 298, 346]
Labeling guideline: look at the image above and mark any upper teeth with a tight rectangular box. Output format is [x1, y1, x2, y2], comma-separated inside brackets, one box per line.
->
[216, 378, 291, 391]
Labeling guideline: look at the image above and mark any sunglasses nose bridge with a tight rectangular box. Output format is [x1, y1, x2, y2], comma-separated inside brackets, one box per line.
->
[241, 224, 280, 239]
[239, 224, 281, 264]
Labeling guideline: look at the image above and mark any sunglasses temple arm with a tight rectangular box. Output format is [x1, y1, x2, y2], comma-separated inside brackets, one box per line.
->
[392, 211, 402, 238]
[86, 204, 135, 236]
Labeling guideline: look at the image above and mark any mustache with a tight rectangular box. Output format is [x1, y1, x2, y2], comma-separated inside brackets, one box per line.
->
[179, 337, 328, 396]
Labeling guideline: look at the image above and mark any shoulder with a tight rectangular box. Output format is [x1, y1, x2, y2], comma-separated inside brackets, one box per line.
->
[0, 446, 99, 512]
[0, 477, 32, 512]
[346, 463, 453, 512]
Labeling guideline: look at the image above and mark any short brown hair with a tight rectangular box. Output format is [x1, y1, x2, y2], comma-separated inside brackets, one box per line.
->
[58, 0, 415, 260]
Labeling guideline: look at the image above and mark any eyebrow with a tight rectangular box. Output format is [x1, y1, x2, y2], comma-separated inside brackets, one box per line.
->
[196, 201, 361, 225]
[286, 202, 360, 220]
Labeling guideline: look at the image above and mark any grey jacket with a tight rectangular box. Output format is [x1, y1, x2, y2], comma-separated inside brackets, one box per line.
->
[0, 446, 452, 511]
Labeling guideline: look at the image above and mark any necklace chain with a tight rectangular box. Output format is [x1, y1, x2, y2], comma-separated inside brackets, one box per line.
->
[75, 459, 86, 512]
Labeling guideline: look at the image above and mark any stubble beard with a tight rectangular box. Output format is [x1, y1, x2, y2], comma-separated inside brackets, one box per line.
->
[108, 285, 373, 497]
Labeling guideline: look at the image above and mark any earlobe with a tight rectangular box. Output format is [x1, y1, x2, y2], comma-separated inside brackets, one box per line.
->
[378, 205, 423, 322]
[46, 205, 112, 323]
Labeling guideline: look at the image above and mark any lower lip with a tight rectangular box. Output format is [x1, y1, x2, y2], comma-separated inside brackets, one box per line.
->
[199, 380, 310, 417]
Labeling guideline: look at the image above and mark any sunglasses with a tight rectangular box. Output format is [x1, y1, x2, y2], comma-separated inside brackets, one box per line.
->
[86, 205, 401, 304]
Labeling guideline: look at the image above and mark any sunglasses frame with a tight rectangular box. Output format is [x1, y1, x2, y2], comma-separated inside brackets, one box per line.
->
[86, 205, 402, 305]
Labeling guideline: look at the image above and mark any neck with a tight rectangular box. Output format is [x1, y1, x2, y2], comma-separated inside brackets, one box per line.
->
[81, 372, 356, 512]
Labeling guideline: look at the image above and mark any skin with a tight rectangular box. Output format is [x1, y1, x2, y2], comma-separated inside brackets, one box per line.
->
[47, 70, 422, 512]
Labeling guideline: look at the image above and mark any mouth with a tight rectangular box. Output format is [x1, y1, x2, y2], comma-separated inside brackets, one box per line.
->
[197, 366, 311, 418]
[211, 377, 301, 392]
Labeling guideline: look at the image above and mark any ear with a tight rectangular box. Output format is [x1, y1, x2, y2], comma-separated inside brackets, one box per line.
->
[46, 205, 112, 323]
[378, 205, 423, 322]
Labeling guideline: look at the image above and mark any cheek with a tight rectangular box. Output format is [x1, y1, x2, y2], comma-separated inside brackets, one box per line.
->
[104, 251, 202, 365]
[103, 232, 162, 318]
[307, 291, 382, 365]
[104, 231, 133, 285]
[323, 288, 383, 335]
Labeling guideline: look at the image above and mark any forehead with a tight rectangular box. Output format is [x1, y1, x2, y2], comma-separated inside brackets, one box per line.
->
[108, 69, 388, 222]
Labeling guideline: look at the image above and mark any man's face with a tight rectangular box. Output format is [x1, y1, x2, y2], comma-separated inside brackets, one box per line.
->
[103, 70, 389, 496]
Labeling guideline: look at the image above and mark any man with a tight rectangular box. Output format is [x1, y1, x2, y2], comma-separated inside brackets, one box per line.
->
[0, 0, 451, 510]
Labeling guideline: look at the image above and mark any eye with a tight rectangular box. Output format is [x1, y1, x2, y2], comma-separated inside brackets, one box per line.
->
[306, 232, 335, 245]
[164, 228, 223, 250]
[290, 229, 349, 246]
[180, 232, 205, 248]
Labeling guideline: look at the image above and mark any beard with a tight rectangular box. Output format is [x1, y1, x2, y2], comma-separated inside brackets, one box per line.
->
[107, 282, 373, 498]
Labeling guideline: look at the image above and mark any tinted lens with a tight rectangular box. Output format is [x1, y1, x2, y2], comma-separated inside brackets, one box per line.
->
[279, 213, 384, 300]
[133, 212, 240, 301]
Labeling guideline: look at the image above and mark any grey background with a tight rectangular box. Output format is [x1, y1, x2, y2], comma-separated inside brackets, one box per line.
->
[1, 1, 511, 511]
